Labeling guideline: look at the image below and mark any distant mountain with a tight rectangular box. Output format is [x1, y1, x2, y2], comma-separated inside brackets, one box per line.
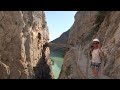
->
[50, 29, 70, 56]
[51, 30, 70, 44]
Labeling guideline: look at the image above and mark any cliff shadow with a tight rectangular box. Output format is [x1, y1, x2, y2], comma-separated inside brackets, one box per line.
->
[33, 43, 52, 79]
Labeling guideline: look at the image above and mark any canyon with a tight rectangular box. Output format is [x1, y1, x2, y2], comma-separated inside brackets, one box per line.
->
[1, 11, 120, 79]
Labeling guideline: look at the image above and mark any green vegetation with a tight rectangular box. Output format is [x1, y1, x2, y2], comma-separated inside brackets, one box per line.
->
[53, 48, 65, 57]
[85, 11, 108, 43]
[51, 58, 54, 65]
[95, 11, 107, 24]
[94, 11, 108, 33]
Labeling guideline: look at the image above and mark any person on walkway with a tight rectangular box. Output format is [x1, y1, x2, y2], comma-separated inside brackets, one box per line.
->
[90, 38, 104, 79]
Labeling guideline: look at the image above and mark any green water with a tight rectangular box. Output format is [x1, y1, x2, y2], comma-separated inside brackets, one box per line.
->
[50, 49, 64, 79]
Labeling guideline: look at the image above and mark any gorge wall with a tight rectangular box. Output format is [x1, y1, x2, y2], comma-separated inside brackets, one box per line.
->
[59, 11, 120, 79]
[0, 11, 53, 79]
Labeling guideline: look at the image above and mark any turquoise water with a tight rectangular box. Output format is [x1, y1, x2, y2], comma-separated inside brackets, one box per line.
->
[50, 50, 64, 79]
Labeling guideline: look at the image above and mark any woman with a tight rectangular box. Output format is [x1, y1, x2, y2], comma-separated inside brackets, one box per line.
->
[90, 38, 104, 79]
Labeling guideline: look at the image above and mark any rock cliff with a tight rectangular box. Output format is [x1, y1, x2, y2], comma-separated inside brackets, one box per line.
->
[0, 11, 53, 79]
[59, 11, 120, 79]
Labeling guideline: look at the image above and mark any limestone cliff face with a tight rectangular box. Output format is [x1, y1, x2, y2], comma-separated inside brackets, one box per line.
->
[59, 11, 120, 79]
[0, 11, 53, 79]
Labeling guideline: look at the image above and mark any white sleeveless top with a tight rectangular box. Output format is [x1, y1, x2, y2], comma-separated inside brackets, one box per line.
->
[92, 48, 101, 63]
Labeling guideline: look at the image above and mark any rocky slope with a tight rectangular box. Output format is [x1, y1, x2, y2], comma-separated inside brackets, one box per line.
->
[59, 11, 120, 79]
[0, 11, 53, 79]
[51, 30, 70, 45]
[50, 30, 70, 55]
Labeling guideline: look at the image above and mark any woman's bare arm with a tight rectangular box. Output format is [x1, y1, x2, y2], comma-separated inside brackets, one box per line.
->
[98, 43, 104, 58]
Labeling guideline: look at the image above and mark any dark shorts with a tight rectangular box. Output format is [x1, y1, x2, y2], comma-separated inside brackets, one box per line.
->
[90, 62, 101, 69]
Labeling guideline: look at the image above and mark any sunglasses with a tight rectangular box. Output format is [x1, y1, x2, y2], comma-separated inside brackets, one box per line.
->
[93, 43, 98, 44]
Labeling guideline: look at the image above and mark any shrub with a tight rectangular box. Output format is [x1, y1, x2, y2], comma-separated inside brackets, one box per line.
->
[51, 58, 54, 65]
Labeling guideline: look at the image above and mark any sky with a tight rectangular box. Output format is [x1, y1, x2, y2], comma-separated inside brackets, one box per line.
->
[45, 11, 77, 41]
